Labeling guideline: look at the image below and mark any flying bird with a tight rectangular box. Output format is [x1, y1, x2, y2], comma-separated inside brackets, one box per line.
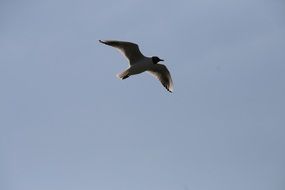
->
[99, 40, 173, 93]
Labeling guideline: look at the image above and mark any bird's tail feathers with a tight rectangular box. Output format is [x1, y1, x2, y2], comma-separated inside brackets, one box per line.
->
[117, 69, 130, 80]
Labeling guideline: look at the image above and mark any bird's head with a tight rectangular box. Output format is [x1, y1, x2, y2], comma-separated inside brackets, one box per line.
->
[152, 56, 164, 64]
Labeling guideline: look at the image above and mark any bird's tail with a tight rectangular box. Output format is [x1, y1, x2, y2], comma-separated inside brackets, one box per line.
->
[116, 69, 130, 80]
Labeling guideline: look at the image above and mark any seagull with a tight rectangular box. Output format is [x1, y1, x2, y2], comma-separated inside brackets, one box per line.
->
[99, 40, 174, 93]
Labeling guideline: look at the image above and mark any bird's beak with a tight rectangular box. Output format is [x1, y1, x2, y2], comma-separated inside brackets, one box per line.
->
[159, 58, 164, 62]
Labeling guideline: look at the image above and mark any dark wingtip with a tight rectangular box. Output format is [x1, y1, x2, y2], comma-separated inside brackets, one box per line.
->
[163, 84, 173, 93]
[99, 40, 108, 45]
[167, 89, 173, 93]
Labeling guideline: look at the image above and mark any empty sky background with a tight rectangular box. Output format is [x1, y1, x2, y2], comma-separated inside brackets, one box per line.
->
[1, 0, 285, 190]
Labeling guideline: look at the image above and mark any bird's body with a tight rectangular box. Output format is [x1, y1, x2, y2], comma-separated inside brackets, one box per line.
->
[99, 40, 173, 92]
[125, 57, 153, 75]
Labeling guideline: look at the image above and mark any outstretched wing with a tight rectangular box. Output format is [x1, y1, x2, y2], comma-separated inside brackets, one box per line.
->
[99, 40, 144, 65]
[148, 64, 174, 93]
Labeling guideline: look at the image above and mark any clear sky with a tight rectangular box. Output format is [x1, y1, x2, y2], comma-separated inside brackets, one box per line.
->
[1, 0, 285, 190]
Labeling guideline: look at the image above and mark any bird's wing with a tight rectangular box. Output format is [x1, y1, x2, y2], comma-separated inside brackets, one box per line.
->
[147, 64, 174, 93]
[99, 40, 144, 65]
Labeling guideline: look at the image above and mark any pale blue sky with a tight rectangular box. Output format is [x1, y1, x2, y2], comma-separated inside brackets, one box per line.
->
[1, 0, 285, 190]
